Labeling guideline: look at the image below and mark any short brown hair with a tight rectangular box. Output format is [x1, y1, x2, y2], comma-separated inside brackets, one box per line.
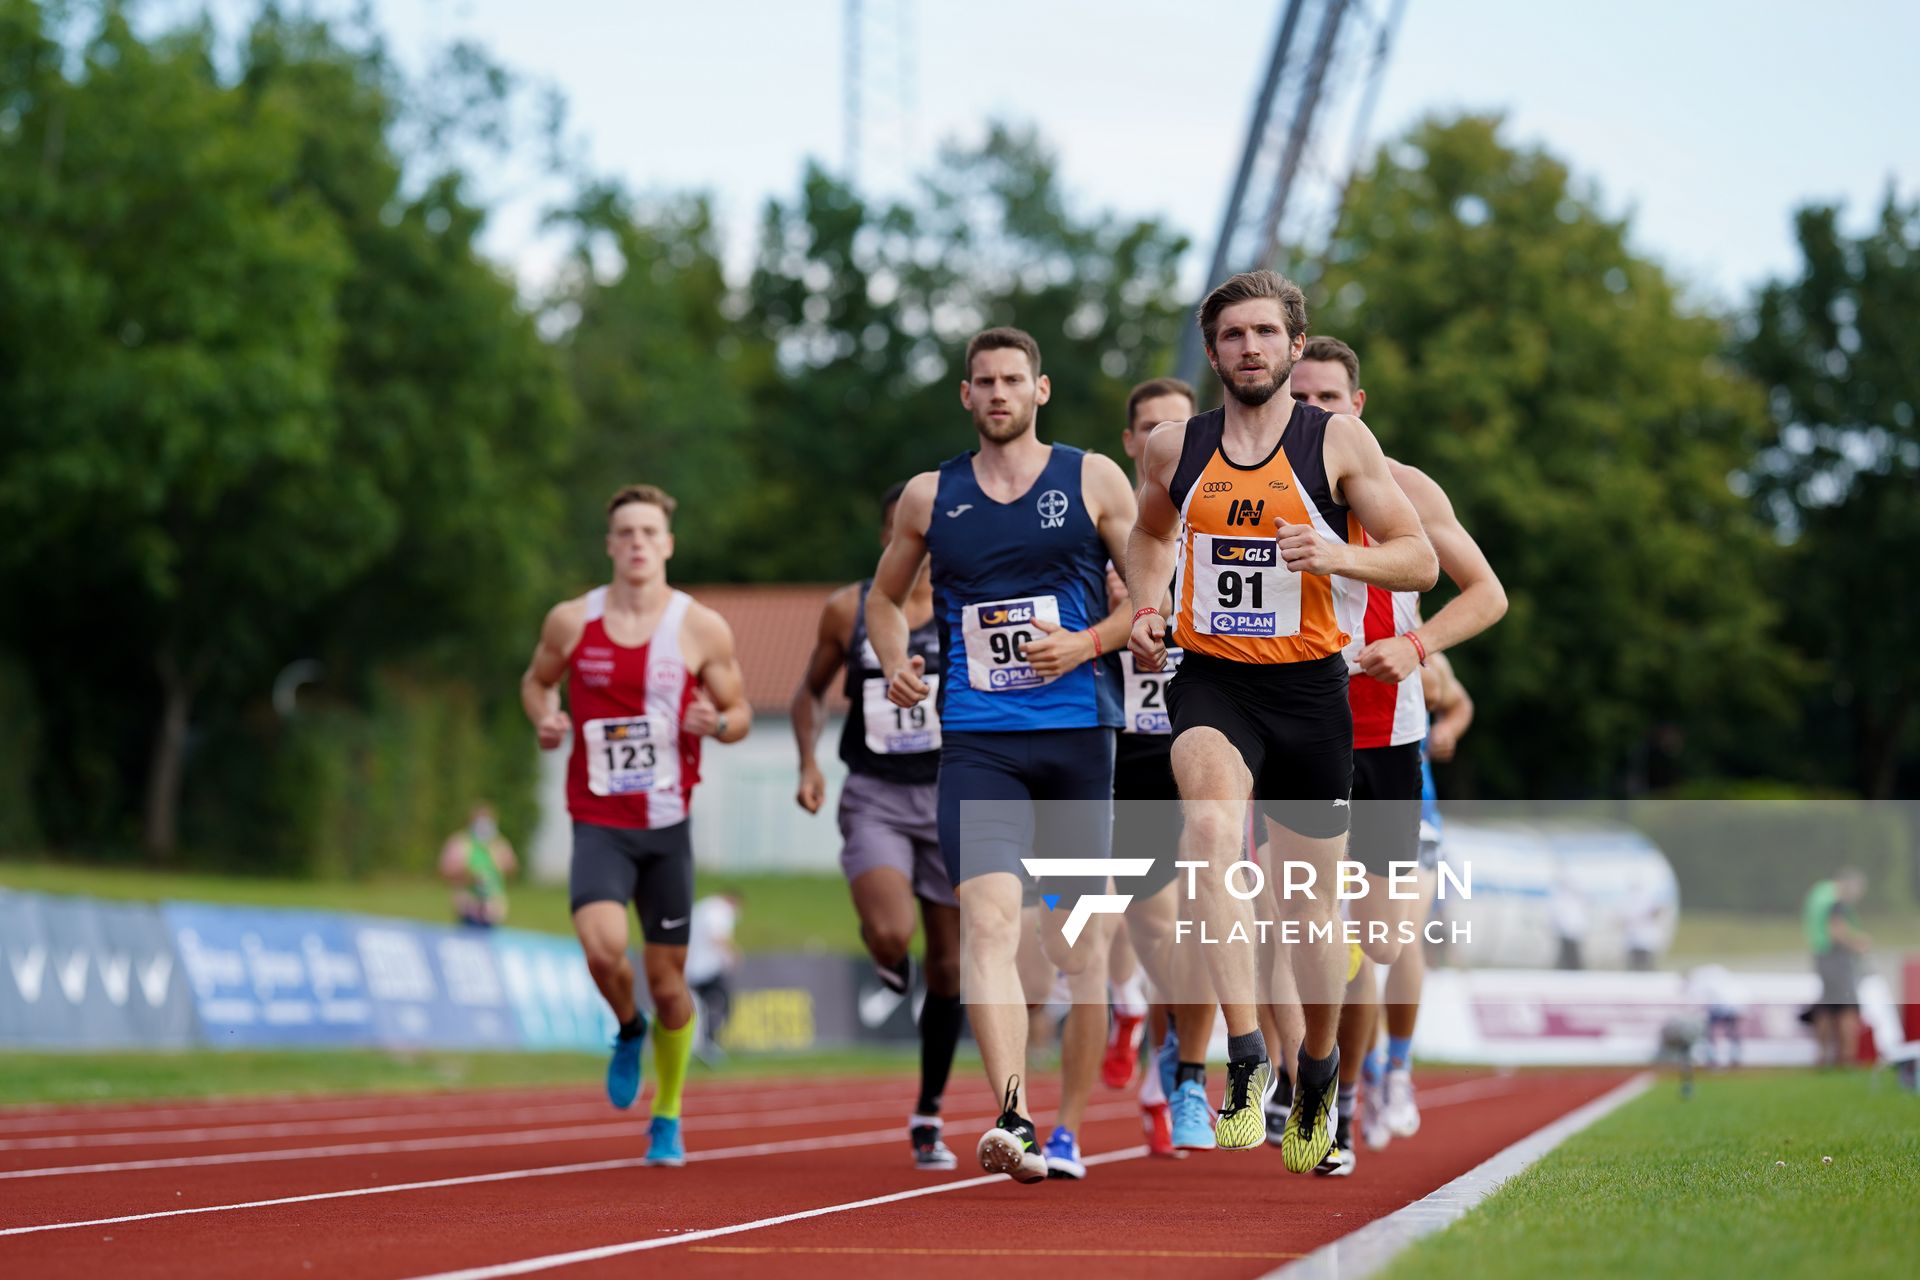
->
[606, 483, 677, 523]
[1300, 336, 1360, 393]
[1126, 377, 1196, 427]
[1197, 269, 1308, 352]
[964, 327, 1042, 379]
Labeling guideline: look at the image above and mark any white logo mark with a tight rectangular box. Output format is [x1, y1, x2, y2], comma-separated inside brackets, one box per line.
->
[945, 504, 973, 518]
[660, 916, 688, 930]
[1037, 489, 1069, 529]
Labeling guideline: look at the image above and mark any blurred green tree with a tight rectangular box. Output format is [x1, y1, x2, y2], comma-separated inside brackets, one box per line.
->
[1742, 193, 1920, 797]
[0, 3, 573, 859]
[1312, 115, 1798, 796]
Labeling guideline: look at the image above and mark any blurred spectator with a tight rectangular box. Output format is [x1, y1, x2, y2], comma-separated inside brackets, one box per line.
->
[685, 891, 742, 1059]
[1686, 963, 1744, 1069]
[1805, 869, 1871, 1068]
[440, 804, 517, 927]
[1550, 870, 1588, 970]
[1623, 879, 1666, 971]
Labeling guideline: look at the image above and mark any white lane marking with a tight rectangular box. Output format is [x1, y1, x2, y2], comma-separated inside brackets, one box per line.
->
[395, 1145, 1154, 1280]
[0, 1072, 933, 1136]
[0, 1106, 1142, 1238]
[0, 1079, 943, 1152]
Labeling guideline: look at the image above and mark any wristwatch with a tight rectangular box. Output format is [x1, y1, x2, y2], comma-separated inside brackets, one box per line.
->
[715, 712, 729, 739]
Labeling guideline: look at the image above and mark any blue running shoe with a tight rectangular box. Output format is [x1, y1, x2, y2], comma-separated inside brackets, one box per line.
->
[644, 1115, 685, 1167]
[1043, 1125, 1085, 1179]
[1170, 1078, 1217, 1151]
[1156, 1032, 1180, 1102]
[606, 1021, 646, 1110]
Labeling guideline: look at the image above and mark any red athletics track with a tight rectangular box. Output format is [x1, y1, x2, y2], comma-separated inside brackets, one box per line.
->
[0, 1068, 1627, 1279]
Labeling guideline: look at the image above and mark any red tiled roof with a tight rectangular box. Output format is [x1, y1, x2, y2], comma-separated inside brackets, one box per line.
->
[682, 584, 849, 715]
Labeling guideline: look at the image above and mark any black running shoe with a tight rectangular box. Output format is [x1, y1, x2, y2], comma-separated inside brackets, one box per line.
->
[975, 1076, 1047, 1183]
[911, 1118, 957, 1171]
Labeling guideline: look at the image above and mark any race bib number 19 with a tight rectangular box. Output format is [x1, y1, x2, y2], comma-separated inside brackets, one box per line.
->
[961, 595, 1062, 692]
[1189, 534, 1301, 639]
[862, 674, 942, 754]
[583, 716, 679, 797]
[1122, 648, 1181, 734]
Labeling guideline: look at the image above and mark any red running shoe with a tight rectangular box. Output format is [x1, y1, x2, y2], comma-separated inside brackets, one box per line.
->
[1102, 1012, 1144, 1089]
[1141, 1099, 1182, 1158]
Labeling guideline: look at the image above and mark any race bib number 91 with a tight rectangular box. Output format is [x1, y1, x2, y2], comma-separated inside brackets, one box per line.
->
[862, 674, 942, 754]
[583, 716, 679, 797]
[1189, 534, 1301, 639]
[1122, 648, 1181, 734]
[961, 595, 1062, 692]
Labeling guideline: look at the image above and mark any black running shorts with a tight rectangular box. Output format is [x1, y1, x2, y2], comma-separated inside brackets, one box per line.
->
[1349, 742, 1423, 877]
[570, 819, 695, 946]
[1166, 651, 1352, 839]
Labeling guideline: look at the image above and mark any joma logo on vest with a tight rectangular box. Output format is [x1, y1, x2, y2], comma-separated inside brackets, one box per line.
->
[1226, 499, 1266, 526]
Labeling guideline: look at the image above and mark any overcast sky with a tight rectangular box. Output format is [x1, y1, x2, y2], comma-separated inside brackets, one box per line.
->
[285, 1, 1920, 309]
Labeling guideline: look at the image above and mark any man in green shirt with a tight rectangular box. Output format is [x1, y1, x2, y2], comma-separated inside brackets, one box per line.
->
[1804, 869, 1870, 1068]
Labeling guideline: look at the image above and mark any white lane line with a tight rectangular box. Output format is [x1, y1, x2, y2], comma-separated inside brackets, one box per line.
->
[1262, 1073, 1655, 1280]
[0, 1079, 940, 1151]
[0, 1105, 1143, 1238]
[0, 1072, 930, 1136]
[395, 1145, 1154, 1280]
[0, 1089, 1050, 1182]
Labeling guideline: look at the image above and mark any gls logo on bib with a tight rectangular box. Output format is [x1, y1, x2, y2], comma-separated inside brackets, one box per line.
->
[1210, 539, 1276, 566]
[979, 602, 1037, 627]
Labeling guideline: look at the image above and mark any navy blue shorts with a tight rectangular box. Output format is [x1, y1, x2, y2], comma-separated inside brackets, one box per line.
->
[938, 728, 1115, 900]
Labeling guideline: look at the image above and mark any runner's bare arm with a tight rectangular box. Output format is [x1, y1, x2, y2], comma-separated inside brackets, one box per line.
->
[1424, 651, 1474, 762]
[791, 584, 858, 812]
[521, 600, 585, 749]
[1356, 463, 1509, 683]
[1025, 454, 1137, 677]
[687, 605, 752, 744]
[1302, 414, 1436, 591]
[1124, 423, 1186, 669]
[867, 471, 937, 707]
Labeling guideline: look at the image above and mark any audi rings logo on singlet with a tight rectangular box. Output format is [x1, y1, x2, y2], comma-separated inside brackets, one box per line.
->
[1017, 858, 1157, 945]
[1036, 488, 1069, 529]
[978, 601, 1038, 627]
[1201, 480, 1234, 495]
[1209, 539, 1276, 566]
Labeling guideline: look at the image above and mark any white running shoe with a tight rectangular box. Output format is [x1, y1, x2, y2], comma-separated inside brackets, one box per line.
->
[1384, 1067, 1421, 1139]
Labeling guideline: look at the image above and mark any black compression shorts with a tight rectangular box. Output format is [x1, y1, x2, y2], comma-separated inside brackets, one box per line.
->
[569, 819, 695, 946]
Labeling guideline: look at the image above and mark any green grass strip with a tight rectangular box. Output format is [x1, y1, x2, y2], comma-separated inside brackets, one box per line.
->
[1381, 1069, 1920, 1280]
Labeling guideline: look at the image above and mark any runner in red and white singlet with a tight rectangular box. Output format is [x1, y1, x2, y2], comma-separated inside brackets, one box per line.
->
[521, 483, 750, 1166]
[1290, 337, 1507, 1178]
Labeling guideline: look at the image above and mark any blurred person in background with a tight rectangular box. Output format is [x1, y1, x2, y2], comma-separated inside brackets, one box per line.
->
[1551, 870, 1589, 971]
[1805, 868, 1871, 1068]
[684, 891, 742, 1063]
[1686, 963, 1744, 1069]
[440, 803, 517, 928]
[1623, 878, 1667, 971]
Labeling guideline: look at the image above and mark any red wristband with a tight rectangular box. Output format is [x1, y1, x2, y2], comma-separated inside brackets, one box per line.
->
[1084, 628, 1102, 658]
[1405, 632, 1428, 666]
[1131, 606, 1160, 626]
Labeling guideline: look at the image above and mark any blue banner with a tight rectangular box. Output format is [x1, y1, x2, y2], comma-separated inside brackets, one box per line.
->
[0, 892, 196, 1048]
[489, 928, 617, 1052]
[163, 902, 375, 1047]
[351, 918, 520, 1050]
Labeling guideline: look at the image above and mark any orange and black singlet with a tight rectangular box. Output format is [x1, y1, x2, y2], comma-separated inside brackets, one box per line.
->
[1168, 403, 1364, 666]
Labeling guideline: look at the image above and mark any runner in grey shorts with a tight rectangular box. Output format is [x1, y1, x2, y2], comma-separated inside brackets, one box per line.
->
[838, 771, 954, 907]
[792, 482, 963, 1172]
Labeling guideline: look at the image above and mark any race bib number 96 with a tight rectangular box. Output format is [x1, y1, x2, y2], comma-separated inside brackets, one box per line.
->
[1189, 535, 1301, 639]
[862, 674, 942, 754]
[1122, 648, 1181, 734]
[961, 595, 1062, 692]
[583, 716, 680, 797]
